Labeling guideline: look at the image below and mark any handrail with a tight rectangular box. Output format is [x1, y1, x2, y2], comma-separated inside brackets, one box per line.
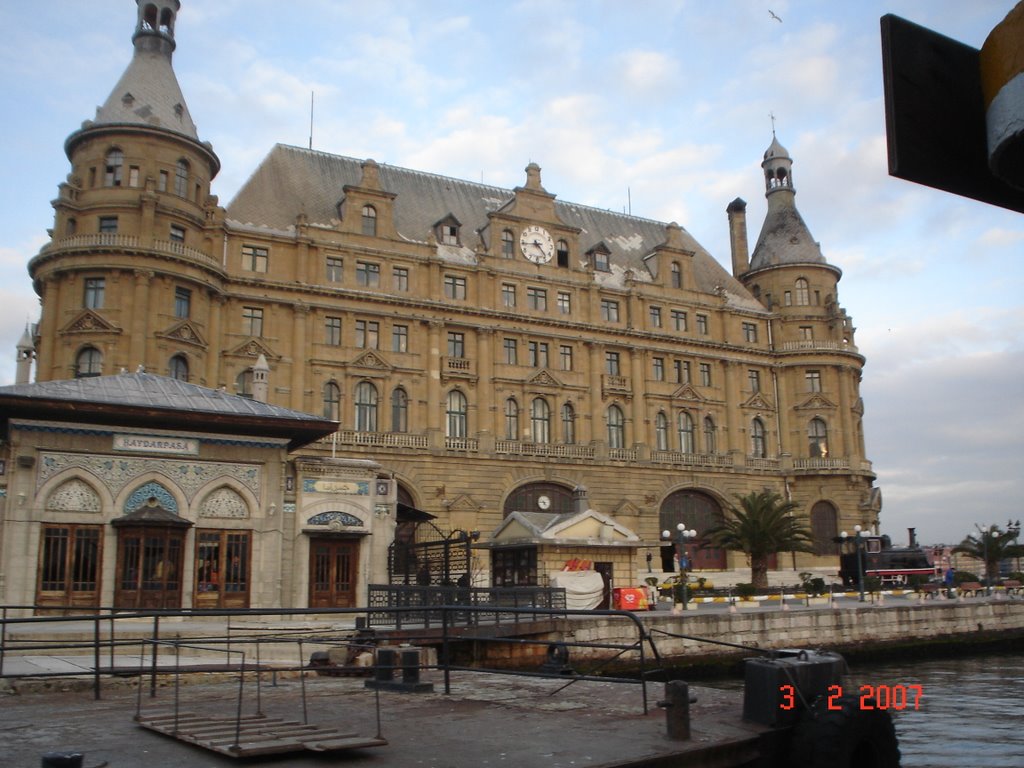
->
[1, 603, 658, 712]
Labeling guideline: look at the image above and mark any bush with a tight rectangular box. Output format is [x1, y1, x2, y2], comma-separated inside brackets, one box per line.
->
[1007, 571, 1024, 583]
[953, 570, 979, 585]
[734, 582, 757, 599]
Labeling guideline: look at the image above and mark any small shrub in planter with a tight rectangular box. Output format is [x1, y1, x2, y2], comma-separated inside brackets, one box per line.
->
[735, 582, 757, 600]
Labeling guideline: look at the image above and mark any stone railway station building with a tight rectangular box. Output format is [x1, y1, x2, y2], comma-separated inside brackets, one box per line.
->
[1, 0, 882, 613]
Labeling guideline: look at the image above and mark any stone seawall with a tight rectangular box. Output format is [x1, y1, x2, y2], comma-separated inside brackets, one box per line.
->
[558, 600, 1024, 668]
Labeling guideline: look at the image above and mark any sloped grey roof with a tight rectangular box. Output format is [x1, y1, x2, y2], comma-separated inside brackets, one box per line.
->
[88, 47, 199, 141]
[0, 372, 323, 422]
[226, 145, 764, 310]
[748, 196, 832, 272]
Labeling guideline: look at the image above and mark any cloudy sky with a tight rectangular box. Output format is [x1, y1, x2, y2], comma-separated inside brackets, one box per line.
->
[1, 1, 1021, 546]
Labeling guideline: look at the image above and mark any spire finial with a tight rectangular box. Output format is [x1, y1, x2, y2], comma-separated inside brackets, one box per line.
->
[769, 111, 777, 137]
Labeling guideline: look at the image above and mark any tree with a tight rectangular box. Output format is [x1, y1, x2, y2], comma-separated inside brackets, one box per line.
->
[951, 521, 1023, 584]
[705, 490, 815, 589]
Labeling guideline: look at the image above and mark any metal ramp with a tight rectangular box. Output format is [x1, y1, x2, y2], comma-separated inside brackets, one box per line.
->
[136, 711, 387, 757]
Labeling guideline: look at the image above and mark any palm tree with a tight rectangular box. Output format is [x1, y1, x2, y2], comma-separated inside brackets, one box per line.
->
[704, 490, 815, 589]
[951, 521, 1023, 585]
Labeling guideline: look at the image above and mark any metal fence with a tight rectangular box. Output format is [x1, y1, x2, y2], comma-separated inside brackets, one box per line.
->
[365, 584, 566, 628]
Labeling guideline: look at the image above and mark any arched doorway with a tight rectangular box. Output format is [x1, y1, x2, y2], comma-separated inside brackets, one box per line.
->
[112, 496, 191, 609]
[658, 490, 727, 570]
[502, 483, 574, 516]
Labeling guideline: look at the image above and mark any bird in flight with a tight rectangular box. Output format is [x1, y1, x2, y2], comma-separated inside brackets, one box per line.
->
[769, 10, 782, 22]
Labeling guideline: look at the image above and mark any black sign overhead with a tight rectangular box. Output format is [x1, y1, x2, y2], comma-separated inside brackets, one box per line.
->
[880, 14, 1024, 214]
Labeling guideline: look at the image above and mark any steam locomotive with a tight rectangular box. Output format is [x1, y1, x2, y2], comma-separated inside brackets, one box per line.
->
[837, 527, 934, 587]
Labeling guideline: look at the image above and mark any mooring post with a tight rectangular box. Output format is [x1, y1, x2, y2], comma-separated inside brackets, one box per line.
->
[659, 680, 693, 741]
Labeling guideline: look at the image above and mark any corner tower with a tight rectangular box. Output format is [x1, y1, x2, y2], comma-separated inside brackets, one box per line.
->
[28, 1, 224, 385]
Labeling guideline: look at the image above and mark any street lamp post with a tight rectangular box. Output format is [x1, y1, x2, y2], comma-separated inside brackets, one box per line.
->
[840, 525, 866, 602]
[662, 523, 697, 608]
[979, 525, 990, 596]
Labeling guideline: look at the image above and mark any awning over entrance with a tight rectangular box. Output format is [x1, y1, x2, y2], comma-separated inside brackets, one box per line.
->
[397, 502, 436, 522]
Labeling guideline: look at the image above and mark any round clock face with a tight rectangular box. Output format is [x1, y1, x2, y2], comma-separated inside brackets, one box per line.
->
[537, 495, 552, 510]
[520, 225, 555, 264]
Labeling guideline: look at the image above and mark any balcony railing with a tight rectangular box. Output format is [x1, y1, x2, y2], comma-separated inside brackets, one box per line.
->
[780, 340, 857, 353]
[651, 451, 732, 468]
[318, 431, 429, 449]
[793, 457, 850, 470]
[495, 441, 596, 460]
[37, 234, 223, 272]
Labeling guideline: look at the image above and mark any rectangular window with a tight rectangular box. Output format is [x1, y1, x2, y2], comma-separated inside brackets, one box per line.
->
[356, 261, 380, 287]
[806, 370, 822, 392]
[242, 306, 264, 337]
[650, 306, 662, 328]
[326, 256, 343, 282]
[174, 287, 191, 319]
[593, 251, 610, 272]
[748, 369, 761, 392]
[158, 170, 168, 192]
[696, 314, 709, 335]
[325, 316, 342, 346]
[128, 166, 140, 187]
[242, 244, 268, 273]
[502, 283, 517, 308]
[528, 341, 549, 368]
[439, 223, 458, 245]
[84, 278, 105, 309]
[392, 266, 409, 292]
[392, 325, 408, 353]
[444, 274, 467, 300]
[98, 216, 118, 233]
[447, 331, 465, 358]
[356, 319, 379, 349]
[606, 351, 621, 376]
[742, 322, 758, 342]
[800, 325, 814, 340]
[169, 224, 185, 243]
[557, 291, 572, 314]
[653, 357, 665, 381]
[527, 286, 547, 311]
[503, 338, 518, 365]
[600, 299, 620, 322]
[699, 362, 712, 387]
[671, 310, 687, 332]
[560, 344, 573, 371]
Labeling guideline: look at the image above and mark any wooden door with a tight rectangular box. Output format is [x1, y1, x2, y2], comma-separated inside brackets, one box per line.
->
[309, 538, 358, 608]
[194, 530, 251, 610]
[115, 527, 185, 609]
[36, 524, 103, 611]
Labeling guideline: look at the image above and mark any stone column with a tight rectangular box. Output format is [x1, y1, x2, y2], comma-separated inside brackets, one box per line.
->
[426, 320, 443, 432]
[129, 270, 152, 370]
[290, 303, 309, 411]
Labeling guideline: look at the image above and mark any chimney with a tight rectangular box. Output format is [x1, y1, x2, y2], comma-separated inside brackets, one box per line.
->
[727, 198, 749, 277]
[252, 354, 270, 403]
[573, 485, 589, 515]
[908, 527, 917, 548]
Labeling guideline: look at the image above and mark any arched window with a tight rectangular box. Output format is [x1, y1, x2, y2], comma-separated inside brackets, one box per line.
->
[75, 347, 102, 378]
[655, 412, 669, 451]
[168, 354, 188, 381]
[671, 261, 682, 288]
[446, 390, 468, 438]
[105, 149, 124, 187]
[808, 417, 829, 458]
[361, 205, 377, 236]
[236, 369, 253, 397]
[322, 381, 340, 420]
[391, 387, 408, 433]
[795, 278, 810, 306]
[501, 229, 514, 258]
[504, 398, 519, 440]
[607, 405, 625, 449]
[354, 381, 378, 431]
[556, 239, 569, 268]
[174, 159, 189, 197]
[531, 398, 550, 444]
[751, 417, 767, 458]
[561, 403, 576, 444]
[678, 411, 695, 453]
[703, 416, 717, 454]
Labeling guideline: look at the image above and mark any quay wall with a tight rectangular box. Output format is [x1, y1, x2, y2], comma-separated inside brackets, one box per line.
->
[555, 600, 1024, 667]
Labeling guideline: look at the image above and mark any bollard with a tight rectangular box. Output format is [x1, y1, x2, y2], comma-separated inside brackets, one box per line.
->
[40, 753, 83, 768]
[374, 647, 397, 683]
[659, 680, 693, 741]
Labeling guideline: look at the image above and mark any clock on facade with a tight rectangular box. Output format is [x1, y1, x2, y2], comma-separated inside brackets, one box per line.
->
[537, 495, 552, 510]
[520, 225, 555, 264]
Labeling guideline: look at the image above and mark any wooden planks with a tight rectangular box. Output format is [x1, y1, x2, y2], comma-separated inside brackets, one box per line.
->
[136, 711, 387, 757]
